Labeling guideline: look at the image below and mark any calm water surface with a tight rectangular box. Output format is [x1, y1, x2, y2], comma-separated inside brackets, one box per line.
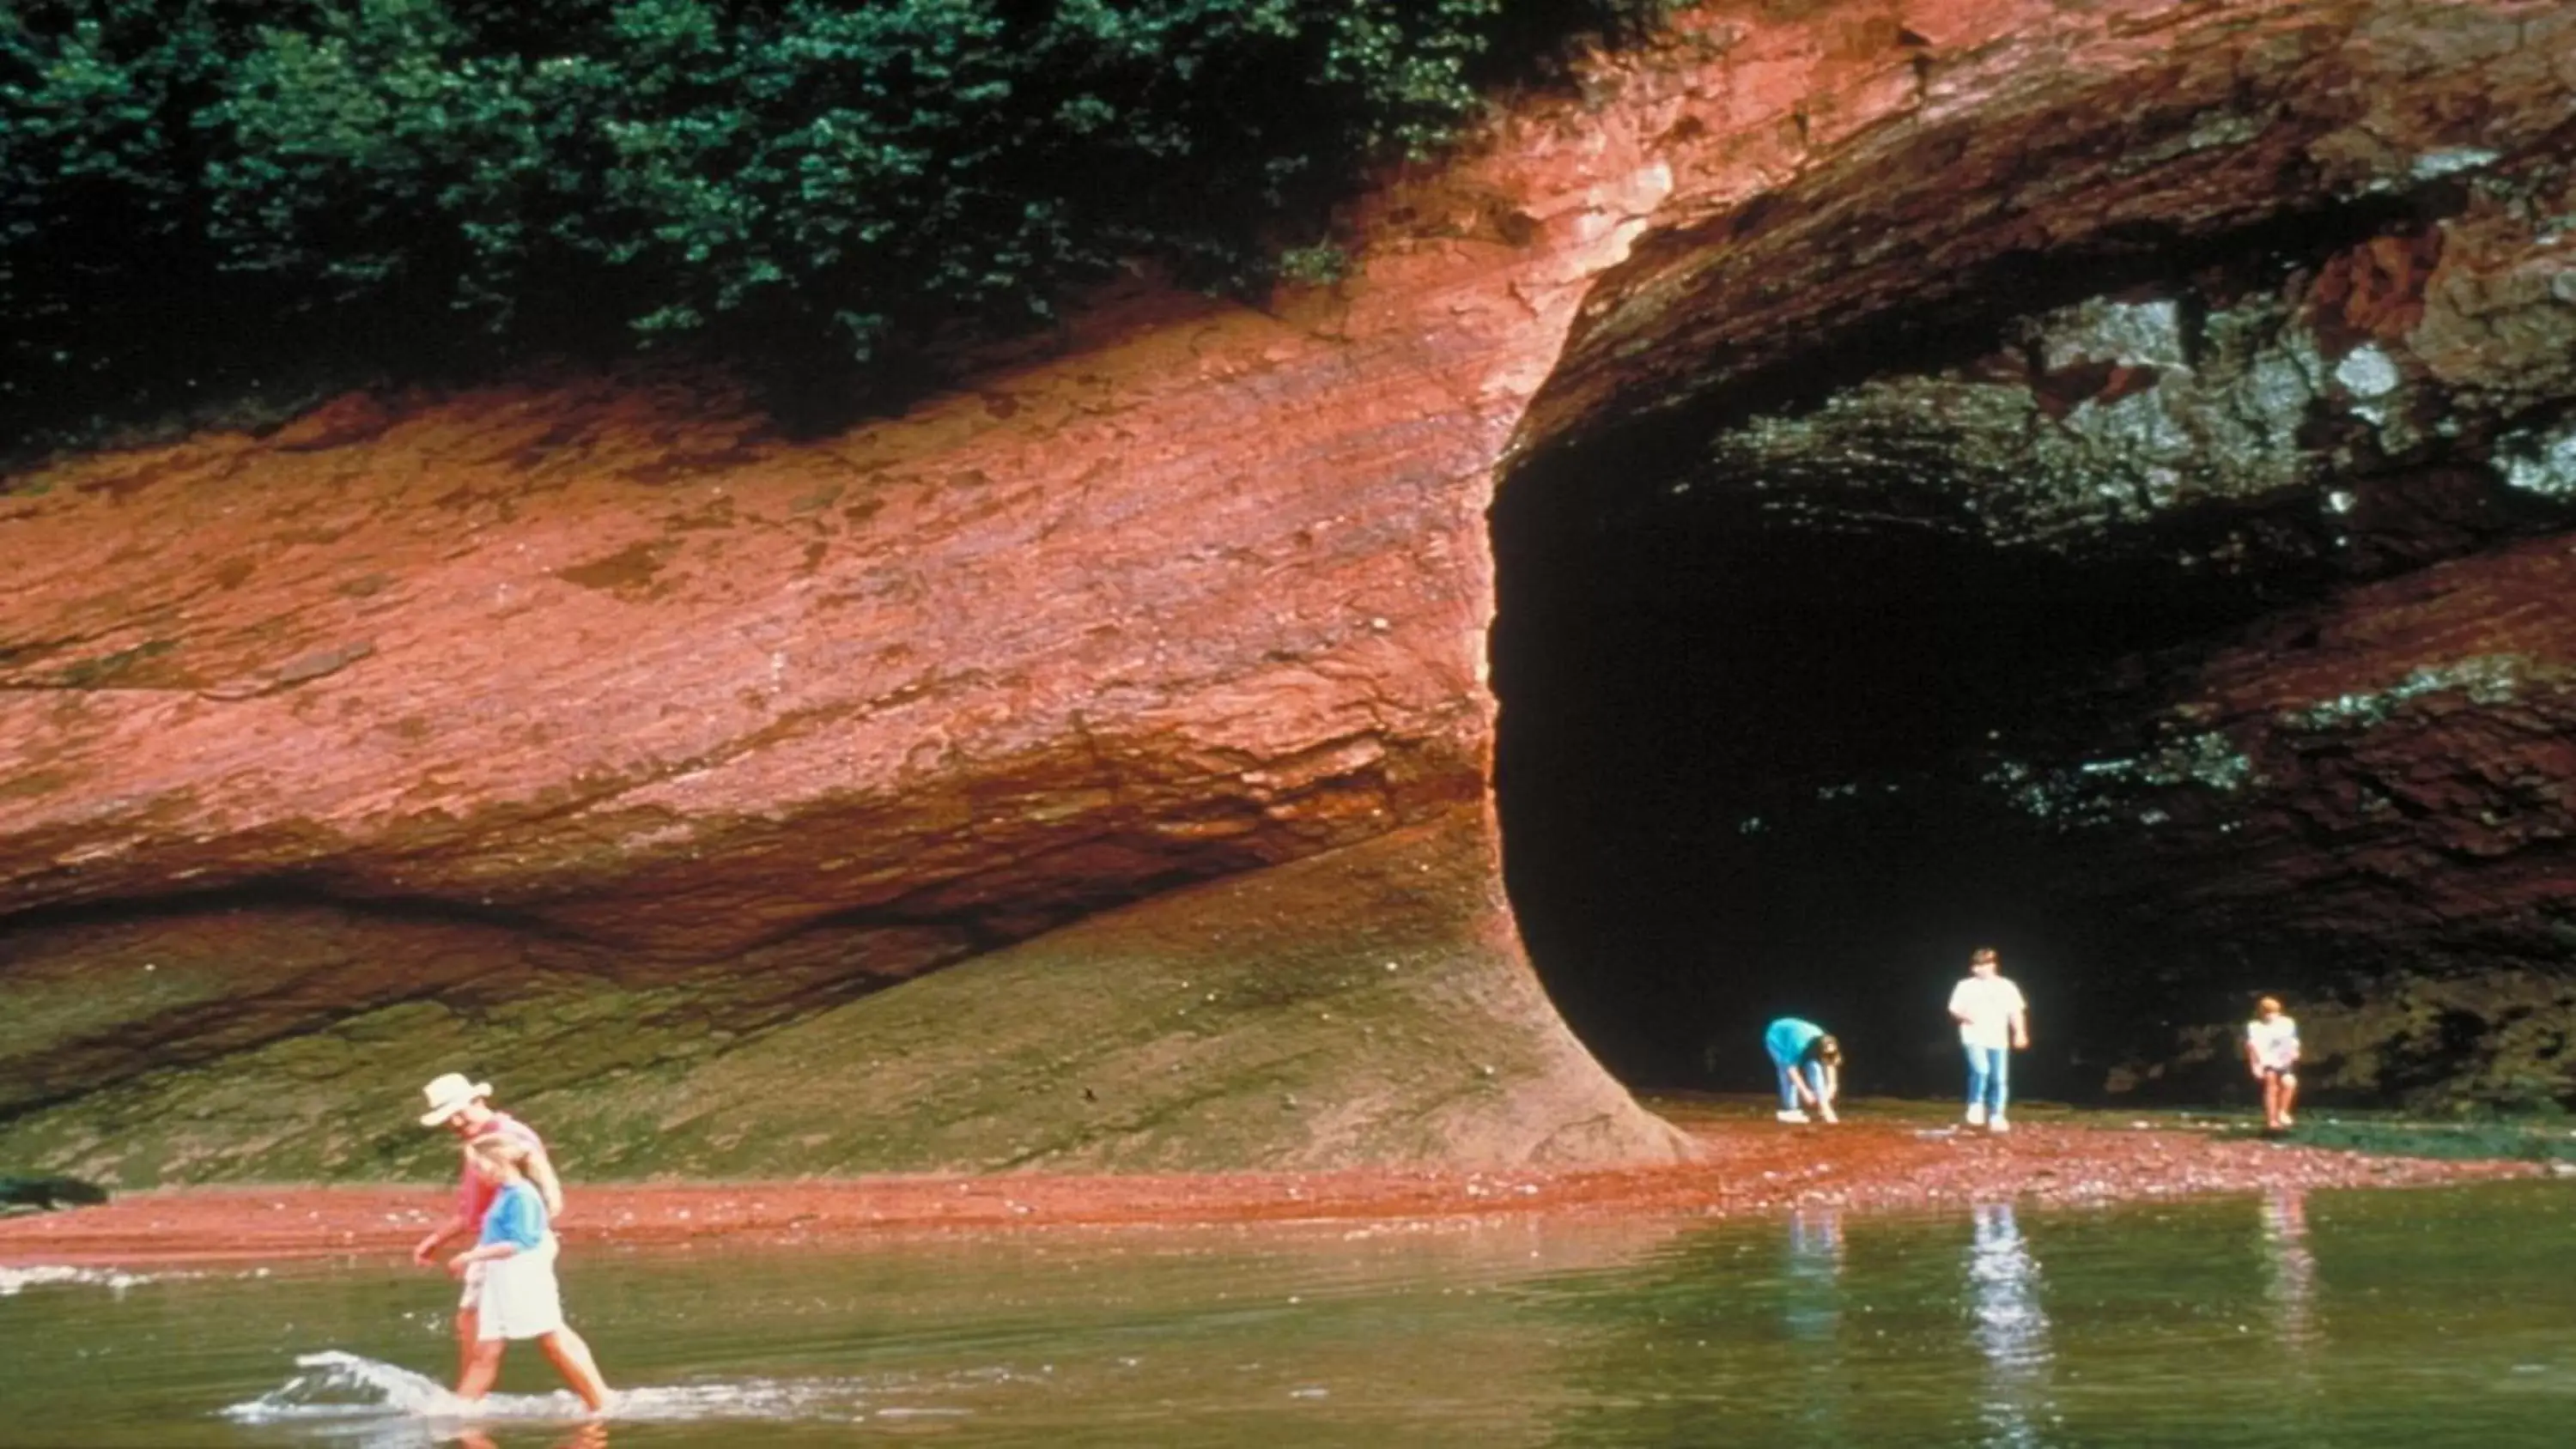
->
[4, 1181, 2573, 1447]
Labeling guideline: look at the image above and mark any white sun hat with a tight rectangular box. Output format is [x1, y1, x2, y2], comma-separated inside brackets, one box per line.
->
[417, 1072, 495, 1126]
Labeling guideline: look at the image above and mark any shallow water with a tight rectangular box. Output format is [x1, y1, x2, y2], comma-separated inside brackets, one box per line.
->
[4, 1181, 2573, 1447]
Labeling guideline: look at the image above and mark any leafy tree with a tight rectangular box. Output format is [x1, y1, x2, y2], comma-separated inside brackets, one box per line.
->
[2, 1, 1666, 458]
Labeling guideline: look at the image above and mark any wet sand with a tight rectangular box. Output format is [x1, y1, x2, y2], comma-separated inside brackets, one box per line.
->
[0, 1100, 2534, 1268]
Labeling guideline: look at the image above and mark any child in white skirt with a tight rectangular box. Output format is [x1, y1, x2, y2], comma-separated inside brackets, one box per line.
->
[447, 1135, 611, 1412]
[2245, 996, 2302, 1132]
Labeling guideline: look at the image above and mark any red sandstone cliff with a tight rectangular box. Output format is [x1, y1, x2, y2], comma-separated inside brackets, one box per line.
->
[3, 0, 2569, 1179]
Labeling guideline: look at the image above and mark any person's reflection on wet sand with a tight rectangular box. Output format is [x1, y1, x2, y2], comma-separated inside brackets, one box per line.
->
[1965, 1201, 2055, 1449]
[2262, 1187, 2318, 1353]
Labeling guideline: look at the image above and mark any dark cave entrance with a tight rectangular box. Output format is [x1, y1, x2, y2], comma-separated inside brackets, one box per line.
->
[1479, 51, 2576, 1109]
[1498, 474, 2034, 1098]
[1487, 410, 2302, 1105]
[1472, 96, 2576, 1105]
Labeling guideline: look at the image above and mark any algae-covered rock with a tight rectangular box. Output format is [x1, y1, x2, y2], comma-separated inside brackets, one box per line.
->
[0, 813, 1689, 1185]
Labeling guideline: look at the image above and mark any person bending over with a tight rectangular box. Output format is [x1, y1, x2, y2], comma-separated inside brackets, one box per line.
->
[1764, 1017, 1843, 1125]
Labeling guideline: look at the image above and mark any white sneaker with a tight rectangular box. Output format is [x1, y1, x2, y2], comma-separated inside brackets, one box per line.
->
[1965, 1104, 1988, 1127]
[1776, 1109, 1810, 1124]
[1988, 1116, 2011, 1134]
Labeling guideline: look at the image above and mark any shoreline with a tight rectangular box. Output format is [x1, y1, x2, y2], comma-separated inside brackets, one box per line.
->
[0, 1100, 2537, 1269]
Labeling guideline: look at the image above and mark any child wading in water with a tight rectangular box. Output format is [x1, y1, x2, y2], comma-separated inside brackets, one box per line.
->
[447, 1135, 611, 1413]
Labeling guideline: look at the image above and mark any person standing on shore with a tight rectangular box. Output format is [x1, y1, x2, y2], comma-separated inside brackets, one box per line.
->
[1762, 1017, 1843, 1125]
[1948, 948, 2028, 1133]
[410, 1073, 606, 1404]
[2246, 996, 2301, 1131]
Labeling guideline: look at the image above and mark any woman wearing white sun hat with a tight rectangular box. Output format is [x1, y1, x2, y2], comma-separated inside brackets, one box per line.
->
[408, 1072, 605, 1406]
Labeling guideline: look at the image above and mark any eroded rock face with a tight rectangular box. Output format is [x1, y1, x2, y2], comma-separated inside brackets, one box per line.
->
[0, 288, 1703, 1175]
[6, 0, 2573, 1180]
[1496, 0, 2576, 1107]
[1, 23, 1702, 1179]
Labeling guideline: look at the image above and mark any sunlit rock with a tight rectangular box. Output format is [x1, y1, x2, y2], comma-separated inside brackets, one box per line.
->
[7, 0, 2576, 1183]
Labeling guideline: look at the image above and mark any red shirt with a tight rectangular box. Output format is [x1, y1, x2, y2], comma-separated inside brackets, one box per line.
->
[456, 1113, 546, 1224]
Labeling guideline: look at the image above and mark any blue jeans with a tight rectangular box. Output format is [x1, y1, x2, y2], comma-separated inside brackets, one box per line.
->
[1964, 1045, 2010, 1118]
[1775, 1059, 1827, 1111]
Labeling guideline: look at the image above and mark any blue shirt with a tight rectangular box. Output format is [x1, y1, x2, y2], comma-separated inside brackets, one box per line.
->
[1765, 1017, 1827, 1065]
[477, 1179, 548, 1251]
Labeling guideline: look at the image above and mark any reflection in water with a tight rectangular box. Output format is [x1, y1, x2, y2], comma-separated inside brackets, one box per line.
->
[1783, 1207, 1845, 1343]
[1965, 1202, 2054, 1449]
[1783, 1207, 1848, 1440]
[2263, 1187, 2318, 1354]
[21, 1185, 2576, 1449]
[454, 1427, 606, 1449]
[349, 1417, 607, 1449]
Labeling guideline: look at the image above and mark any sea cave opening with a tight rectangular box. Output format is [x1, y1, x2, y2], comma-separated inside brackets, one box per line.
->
[1462, 0, 2576, 1116]
[1486, 179, 2576, 1113]
[1488, 429, 2233, 1105]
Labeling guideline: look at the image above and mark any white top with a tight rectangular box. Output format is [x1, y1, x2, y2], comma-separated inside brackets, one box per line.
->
[1949, 974, 2027, 1049]
[2248, 1015, 2300, 1071]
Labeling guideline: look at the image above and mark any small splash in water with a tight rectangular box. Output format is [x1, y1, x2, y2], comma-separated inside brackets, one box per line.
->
[224, 1351, 503, 1423]
[223, 1350, 968, 1432]
[0, 1264, 167, 1298]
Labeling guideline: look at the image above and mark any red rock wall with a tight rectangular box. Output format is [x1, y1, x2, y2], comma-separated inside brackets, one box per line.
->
[3, 0, 2561, 1176]
[0, 9, 1698, 1175]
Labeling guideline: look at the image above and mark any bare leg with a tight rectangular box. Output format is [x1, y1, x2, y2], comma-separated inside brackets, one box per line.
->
[455, 1305, 483, 1383]
[538, 1327, 611, 1412]
[455, 1338, 506, 1402]
[2277, 1073, 2298, 1128]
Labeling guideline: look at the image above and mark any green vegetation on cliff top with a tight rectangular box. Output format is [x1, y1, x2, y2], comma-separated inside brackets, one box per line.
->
[2, 0, 1665, 460]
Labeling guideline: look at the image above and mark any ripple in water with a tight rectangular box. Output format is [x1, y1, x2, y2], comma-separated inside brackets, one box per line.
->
[223, 1350, 972, 1436]
[0, 1264, 179, 1297]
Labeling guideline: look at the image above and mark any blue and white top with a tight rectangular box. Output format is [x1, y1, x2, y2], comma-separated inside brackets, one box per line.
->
[477, 1179, 549, 1252]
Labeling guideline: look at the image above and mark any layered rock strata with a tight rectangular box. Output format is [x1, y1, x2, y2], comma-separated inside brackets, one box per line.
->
[6, 0, 2573, 1179]
[1496, 0, 2576, 1105]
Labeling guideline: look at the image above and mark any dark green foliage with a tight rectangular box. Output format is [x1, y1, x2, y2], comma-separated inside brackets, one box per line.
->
[3, 1, 1667, 456]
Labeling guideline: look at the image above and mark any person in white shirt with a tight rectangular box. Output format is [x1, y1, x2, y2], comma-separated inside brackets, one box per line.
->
[1947, 946, 2029, 1132]
[2245, 996, 2301, 1131]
